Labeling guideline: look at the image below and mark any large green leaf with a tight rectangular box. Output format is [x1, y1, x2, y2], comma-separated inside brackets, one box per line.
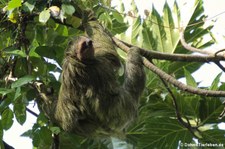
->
[150, 6, 166, 52]
[137, 118, 193, 149]
[198, 97, 224, 124]
[162, 2, 180, 53]
[201, 129, 225, 144]
[141, 22, 156, 50]
[168, 61, 202, 79]
[169, 0, 214, 78]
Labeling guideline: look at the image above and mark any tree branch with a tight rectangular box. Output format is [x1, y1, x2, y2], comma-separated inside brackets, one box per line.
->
[180, 29, 225, 72]
[143, 59, 225, 97]
[113, 37, 225, 97]
[158, 72, 199, 138]
[26, 107, 38, 117]
[180, 28, 225, 57]
[52, 134, 59, 149]
[112, 37, 225, 62]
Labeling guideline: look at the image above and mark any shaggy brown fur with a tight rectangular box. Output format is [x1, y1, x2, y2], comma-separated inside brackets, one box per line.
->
[49, 21, 145, 137]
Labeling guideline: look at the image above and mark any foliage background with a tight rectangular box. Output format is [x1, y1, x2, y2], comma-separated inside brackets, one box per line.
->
[1, 0, 225, 148]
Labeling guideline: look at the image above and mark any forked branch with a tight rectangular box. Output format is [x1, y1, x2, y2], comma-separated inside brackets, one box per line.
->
[113, 37, 225, 97]
[112, 37, 225, 62]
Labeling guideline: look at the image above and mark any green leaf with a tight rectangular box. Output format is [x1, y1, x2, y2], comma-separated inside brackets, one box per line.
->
[11, 75, 35, 88]
[174, 91, 201, 117]
[62, 4, 75, 16]
[0, 88, 14, 96]
[199, 98, 224, 123]
[32, 128, 41, 147]
[35, 46, 55, 58]
[56, 25, 68, 36]
[39, 9, 50, 23]
[136, 118, 193, 148]
[37, 113, 49, 126]
[111, 20, 128, 35]
[169, 61, 202, 79]
[0, 120, 3, 139]
[210, 72, 222, 90]
[201, 129, 225, 144]
[8, 0, 22, 10]
[35, 46, 63, 64]
[50, 126, 61, 135]
[0, 97, 13, 114]
[4, 49, 26, 57]
[112, 11, 123, 23]
[162, 1, 179, 53]
[66, 16, 81, 28]
[14, 103, 26, 125]
[39, 127, 52, 146]
[150, 6, 166, 52]
[21, 129, 33, 137]
[2, 108, 14, 130]
[141, 23, 156, 50]
[172, 1, 180, 26]
[131, 16, 142, 45]
[13, 87, 21, 101]
[22, 0, 36, 12]
[99, 13, 112, 29]
[184, 68, 197, 87]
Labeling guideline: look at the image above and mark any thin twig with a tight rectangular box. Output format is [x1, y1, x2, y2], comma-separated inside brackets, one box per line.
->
[215, 49, 225, 56]
[214, 62, 225, 72]
[26, 107, 38, 117]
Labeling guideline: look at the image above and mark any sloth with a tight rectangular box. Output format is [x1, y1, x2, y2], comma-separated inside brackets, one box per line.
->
[42, 20, 146, 138]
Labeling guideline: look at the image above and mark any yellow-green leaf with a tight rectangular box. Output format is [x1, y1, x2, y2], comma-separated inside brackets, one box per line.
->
[8, 0, 22, 10]
[39, 9, 50, 24]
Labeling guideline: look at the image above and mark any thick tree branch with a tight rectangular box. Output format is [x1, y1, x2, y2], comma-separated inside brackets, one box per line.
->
[143, 59, 225, 96]
[113, 37, 225, 97]
[112, 37, 225, 62]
